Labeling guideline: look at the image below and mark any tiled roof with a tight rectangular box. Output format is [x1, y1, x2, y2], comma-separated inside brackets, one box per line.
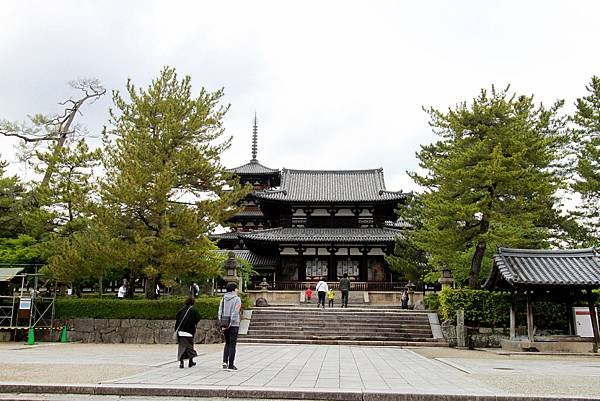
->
[231, 209, 265, 218]
[226, 160, 279, 175]
[210, 232, 240, 240]
[484, 248, 600, 289]
[239, 227, 402, 243]
[254, 168, 405, 202]
[214, 249, 278, 268]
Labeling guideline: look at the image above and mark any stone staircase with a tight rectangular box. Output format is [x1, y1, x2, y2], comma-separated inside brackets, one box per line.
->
[239, 306, 448, 346]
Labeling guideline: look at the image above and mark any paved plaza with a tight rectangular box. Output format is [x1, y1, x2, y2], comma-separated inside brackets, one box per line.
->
[0, 342, 599, 400]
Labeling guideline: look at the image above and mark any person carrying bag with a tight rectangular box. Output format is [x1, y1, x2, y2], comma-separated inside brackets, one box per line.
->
[174, 297, 201, 368]
[218, 283, 241, 370]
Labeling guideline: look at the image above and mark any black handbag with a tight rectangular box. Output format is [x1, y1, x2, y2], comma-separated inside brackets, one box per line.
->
[219, 299, 231, 329]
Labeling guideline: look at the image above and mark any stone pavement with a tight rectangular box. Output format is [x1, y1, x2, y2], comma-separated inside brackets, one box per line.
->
[1, 342, 600, 400]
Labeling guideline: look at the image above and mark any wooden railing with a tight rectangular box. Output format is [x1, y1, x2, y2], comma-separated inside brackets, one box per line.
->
[248, 281, 423, 291]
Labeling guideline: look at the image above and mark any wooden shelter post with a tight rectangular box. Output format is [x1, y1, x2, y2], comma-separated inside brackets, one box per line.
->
[526, 291, 534, 342]
[565, 294, 574, 335]
[586, 289, 599, 353]
[509, 292, 517, 340]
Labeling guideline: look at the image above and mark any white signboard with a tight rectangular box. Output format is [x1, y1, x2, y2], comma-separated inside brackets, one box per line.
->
[573, 307, 599, 337]
[19, 298, 31, 310]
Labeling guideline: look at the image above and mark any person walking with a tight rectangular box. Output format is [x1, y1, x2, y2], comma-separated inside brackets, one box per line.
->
[175, 297, 201, 368]
[315, 279, 328, 309]
[219, 282, 242, 370]
[117, 280, 127, 299]
[305, 286, 312, 304]
[327, 288, 335, 307]
[401, 288, 409, 309]
[191, 282, 200, 298]
[339, 273, 350, 308]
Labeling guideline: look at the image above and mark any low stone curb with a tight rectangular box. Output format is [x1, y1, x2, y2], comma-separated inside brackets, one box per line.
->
[1, 383, 600, 401]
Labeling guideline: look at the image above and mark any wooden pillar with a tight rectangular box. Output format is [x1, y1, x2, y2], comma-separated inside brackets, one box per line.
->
[326, 245, 338, 282]
[526, 291, 534, 342]
[565, 294, 574, 336]
[359, 245, 369, 282]
[587, 289, 600, 353]
[294, 244, 306, 281]
[509, 291, 517, 340]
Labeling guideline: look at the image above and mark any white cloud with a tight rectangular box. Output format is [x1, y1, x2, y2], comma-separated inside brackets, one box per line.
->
[1, 0, 599, 192]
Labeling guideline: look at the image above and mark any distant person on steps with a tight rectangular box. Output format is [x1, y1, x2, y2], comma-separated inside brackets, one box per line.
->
[339, 273, 351, 308]
[315, 278, 328, 309]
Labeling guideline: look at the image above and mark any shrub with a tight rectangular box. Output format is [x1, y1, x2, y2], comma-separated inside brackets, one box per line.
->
[438, 288, 511, 327]
[55, 295, 222, 320]
[438, 288, 582, 331]
[423, 292, 439, 311]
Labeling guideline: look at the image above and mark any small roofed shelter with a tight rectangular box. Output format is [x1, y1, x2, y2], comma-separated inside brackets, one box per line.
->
[484, 248, 600, 352]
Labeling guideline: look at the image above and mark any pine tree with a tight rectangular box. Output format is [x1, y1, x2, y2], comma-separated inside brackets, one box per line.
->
[0, 161, 26, 238]
[409, 86, 568, 288]
[385, 194, 432, 282]
[99, 67, 249, 296]
[571, 76, 600, 246]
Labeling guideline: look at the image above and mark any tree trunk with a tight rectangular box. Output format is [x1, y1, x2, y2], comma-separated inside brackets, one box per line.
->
[469, 241, 486, 288]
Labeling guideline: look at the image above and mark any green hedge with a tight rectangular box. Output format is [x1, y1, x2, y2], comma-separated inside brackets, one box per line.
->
[437, 288, 588, 330]
[55, 295, 222, 320]
[438, 288, 511, 327]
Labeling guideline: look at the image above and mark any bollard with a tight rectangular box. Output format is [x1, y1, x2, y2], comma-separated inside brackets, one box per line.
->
[60, 325, 68, 343]
[26, 328, 35, 345]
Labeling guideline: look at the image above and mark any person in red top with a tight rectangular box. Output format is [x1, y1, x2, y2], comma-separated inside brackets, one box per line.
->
[305, 287, 312, 303]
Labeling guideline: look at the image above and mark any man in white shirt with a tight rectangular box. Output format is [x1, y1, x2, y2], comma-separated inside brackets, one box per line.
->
[117, 285, 126, 299]
[315, 279, 328, 309]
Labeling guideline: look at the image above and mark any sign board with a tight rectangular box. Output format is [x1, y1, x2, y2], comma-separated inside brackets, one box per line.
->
[573, 307, 599, 337]
[19, 297, 32, 310]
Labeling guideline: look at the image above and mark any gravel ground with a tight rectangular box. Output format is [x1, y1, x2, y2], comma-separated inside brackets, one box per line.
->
[473, 374, 600, 397]
[410, 347, 600, 397]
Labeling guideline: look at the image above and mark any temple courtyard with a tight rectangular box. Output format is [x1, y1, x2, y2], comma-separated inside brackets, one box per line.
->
[0, 343, 599, 400]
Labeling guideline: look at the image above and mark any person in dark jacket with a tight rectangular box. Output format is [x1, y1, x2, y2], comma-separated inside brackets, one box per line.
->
[339, 273, 351, 308]
[175, 296, 201, 368]
[218, 282, 242, 370]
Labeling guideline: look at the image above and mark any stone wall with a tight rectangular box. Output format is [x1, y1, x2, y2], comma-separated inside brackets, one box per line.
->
[441, 320, 508, 348]
[247, 290, 300, 305]
[52, 319, 223, 344]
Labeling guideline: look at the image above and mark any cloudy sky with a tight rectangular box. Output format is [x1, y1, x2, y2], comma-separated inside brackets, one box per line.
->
[1, 0, 599, 192]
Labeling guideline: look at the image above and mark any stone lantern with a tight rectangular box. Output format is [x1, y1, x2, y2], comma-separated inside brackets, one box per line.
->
[223, 251, 239, 284]
[438, 269, 454, 290]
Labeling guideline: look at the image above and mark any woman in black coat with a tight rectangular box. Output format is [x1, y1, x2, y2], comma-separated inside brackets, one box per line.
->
[175, 296, 201, 368]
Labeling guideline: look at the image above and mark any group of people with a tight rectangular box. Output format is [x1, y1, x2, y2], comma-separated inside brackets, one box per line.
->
[306, 273, 351, 308]
[174, 282, 241, 370]
[173, 276, 411, 371]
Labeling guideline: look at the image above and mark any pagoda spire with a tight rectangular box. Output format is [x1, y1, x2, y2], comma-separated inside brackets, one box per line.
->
[251, 112, 258, 162]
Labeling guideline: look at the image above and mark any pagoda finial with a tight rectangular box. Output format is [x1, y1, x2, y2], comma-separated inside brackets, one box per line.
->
[251, 112, 258, 162]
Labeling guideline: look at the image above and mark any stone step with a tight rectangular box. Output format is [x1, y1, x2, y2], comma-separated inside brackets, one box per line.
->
[238, 338, 449, 346]
[244, 306, 440, 346]
[250, 322, 431, 332]
[252, 313, 429, 322]
[250, 312, 429, 318]
[250, 318, 430, 325]
[249, 325, 431, 333]
[253, 307, 425, 312]
[245, 331, 433, 339]
[240, 335, 433, 341]
[251, 311, 430, 317]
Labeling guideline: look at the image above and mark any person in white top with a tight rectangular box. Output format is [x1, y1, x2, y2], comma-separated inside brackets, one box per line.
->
[117, 285, 126, 299]
[315, 279, 328, 309]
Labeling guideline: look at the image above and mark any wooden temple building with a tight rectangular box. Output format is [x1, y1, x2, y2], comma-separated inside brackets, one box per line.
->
[214, 117, 407, 289]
